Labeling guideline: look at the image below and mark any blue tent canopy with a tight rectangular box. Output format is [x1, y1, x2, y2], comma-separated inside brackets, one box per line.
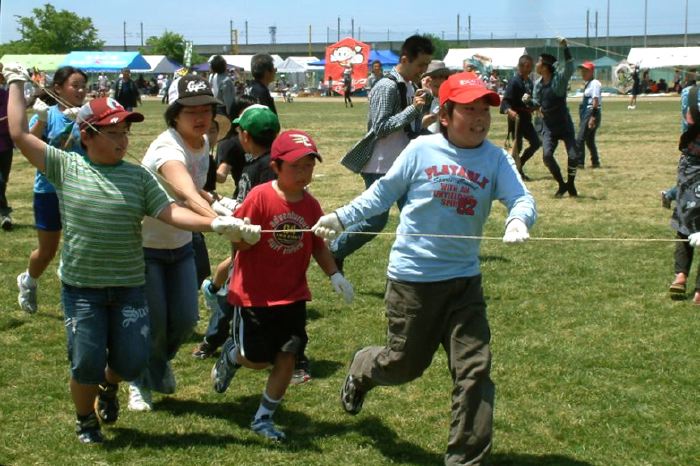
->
[60, 51, 150, 72]
[309, 49, 399, 67]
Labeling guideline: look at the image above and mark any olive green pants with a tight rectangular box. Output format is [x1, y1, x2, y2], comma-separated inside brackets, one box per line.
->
[349, 275, 494, 466]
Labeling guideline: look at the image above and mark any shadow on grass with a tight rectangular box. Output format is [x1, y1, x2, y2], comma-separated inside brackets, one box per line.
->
[105, 426, 262, 450]
[0, 317, 26, 332]
[358, 290, 386, 299]
[479, 255, 510, 263]
[491, 453, 595, 466]
[306, 358, 343, 379]
[150, 396, 440, 464]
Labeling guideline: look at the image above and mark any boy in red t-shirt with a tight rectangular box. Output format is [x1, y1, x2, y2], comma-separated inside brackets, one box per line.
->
[211, 130, 354, 441]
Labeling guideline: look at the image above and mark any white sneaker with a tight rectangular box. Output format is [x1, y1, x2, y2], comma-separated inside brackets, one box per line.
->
[200, 278, 221, 312]
[128, 384, 153, 412]
[17, 272, 38, 314]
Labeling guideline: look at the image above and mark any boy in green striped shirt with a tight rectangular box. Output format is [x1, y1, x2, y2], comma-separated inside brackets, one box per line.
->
[3, 64, 260, 444]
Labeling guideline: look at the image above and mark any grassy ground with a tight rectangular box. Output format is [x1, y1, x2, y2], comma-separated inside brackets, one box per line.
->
[1, 96, 698, 466]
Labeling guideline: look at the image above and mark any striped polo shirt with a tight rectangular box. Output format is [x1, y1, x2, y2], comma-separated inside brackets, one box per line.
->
[44, 145, 172, 287]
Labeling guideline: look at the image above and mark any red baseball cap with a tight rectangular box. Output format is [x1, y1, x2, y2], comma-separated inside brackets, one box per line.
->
[271, 130, 323, 163]
[439, 72, 500, 107]
[578, 61, 595, 71]
[77, 97, 144, 129]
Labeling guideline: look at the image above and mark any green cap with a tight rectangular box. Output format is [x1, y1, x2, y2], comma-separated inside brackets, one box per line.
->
[232, 104, 280, 138]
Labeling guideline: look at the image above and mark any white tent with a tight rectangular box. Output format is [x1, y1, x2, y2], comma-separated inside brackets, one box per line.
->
[276, 56, 324, 87]
[131, 55, 182, 74]
[444, 47, 527, 70]
[627, 47, 700, 69]
[277, 56, 324, 72]
[208, 54, 283, 72]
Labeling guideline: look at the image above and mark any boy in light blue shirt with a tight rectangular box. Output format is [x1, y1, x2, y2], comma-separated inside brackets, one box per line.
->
[313, 71, 536, 466]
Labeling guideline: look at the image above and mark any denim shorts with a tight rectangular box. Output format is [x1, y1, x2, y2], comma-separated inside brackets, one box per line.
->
[33, 192, 62, 231]
[61, 283, 151, 384]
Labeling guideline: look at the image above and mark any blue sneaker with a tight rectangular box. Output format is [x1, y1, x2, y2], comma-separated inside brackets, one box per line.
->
[211, 340, 240, 393]
[251, 415, 286, 441]
[201, 279, 221, 313]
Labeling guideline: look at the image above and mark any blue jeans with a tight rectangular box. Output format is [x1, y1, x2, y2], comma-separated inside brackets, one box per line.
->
[61, 283, 150, 384]
[331, 172, 406, 260]
[134, 242, 199, 393]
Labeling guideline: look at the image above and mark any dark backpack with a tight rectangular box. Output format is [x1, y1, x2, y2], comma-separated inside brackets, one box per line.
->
[680, 85, 700, 151]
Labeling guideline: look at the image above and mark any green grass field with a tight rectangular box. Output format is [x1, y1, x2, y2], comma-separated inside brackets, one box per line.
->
[1, 96, 698, 466]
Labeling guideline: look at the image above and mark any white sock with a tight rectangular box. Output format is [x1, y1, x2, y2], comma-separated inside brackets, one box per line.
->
[23, 271, 37, 287]
[254, 390, 281, 420]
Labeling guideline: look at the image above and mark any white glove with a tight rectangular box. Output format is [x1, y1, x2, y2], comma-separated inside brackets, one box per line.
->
[521, 93, 531, 104]
[503, 218, 530, 244]
[211, 216, 243, 242]
[211, 200, 233, 216]
[239, 217, 262, 245]
[556, 36, 568, 47]
[689, 233, 700, 247]
[2, 63, 30, 85]
[218, 196, 240, 212]
[312, 212, 344, 240]
[330, 272, 354, 304]
[62, 107, 80, 120]
[33, 99, 50, 123]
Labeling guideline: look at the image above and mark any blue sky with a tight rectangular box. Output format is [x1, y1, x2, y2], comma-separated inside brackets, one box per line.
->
[1, 0, 697, 45]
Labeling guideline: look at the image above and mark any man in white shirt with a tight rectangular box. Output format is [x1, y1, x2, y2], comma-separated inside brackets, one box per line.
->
[575, 61, 602, 168]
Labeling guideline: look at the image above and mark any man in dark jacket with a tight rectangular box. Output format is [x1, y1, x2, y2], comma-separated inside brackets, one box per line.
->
[500, 54, 541, 180]
[112, 68, 141, 111]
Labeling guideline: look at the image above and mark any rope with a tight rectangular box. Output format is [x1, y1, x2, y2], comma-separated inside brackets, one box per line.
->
[258, 229, 687, 243]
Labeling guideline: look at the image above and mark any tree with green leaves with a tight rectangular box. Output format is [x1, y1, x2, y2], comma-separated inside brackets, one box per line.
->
[142, 31, 187, 65]
[423, 33, 449, 61]
[4, 3, 104, 54]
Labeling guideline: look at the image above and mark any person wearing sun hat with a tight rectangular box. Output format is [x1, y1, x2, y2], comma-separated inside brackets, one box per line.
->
[127, 74, 243, 413]
[211, 129, 354, 441]
[575, 60, 603, 168]
[312, 71, 536, 466]
[420, 59, 453, 133]
[2, 63, 258, 444]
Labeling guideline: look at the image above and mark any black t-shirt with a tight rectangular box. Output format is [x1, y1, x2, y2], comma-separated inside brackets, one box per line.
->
[216, 134, 247, 197]
[235, 152, 276, 203]
[247, 80, 277, 114]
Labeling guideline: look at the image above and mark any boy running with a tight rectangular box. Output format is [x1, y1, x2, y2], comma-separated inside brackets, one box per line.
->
[312, 71, 536, 465]
[211, 130, 354, 441]
[3, 64, 258, 444]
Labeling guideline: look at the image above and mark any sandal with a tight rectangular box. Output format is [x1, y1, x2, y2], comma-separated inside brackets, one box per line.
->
[669, 280, 687, 299]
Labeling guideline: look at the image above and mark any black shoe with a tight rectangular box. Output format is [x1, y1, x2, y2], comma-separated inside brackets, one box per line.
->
[591, 162, 601, 169]
[76, 412, 104, 444]
[554, 184, 568, 198]
[567, 181, 578, 197]
[519, 171, 531, 182]
[95, 383, 119, 424]
[340, 373, 365, 415]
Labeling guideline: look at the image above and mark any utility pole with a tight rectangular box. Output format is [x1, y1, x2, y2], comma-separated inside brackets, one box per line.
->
[232, 30, 239, 54]
[327, 26, 330, 44]
[308, 25, 312, 56]
[643, 0, 648, 47]
[606, 0, 610, 53]
[684, 0, 689, 46]
[269, 26, 277, 45]
[457, 14, 460, 45]
[140, 22, 143, 47]
[595, 10, 599, 58]
[245, 20, 249, 45]
[359, 27, 362, 41]
[468, 15, 471, 48]
[123, 21, 127, 51]
[387, 29, 390, 41]
[230, 20, 233, 51]
[351, 17, 354, 38]
[337, 17, 340, 41]
[586, 9, 590, 46]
